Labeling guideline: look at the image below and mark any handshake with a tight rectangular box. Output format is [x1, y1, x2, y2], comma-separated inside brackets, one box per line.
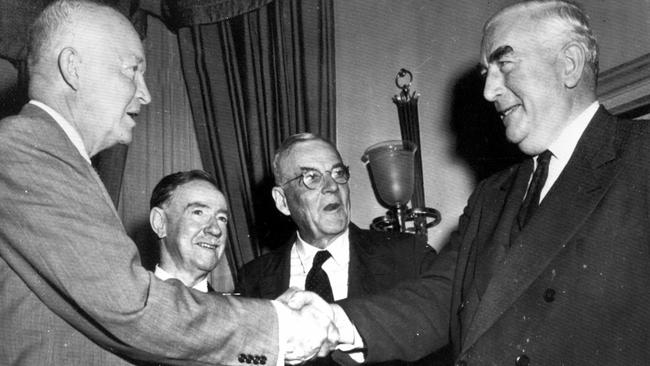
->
[276, 288, 356, 365]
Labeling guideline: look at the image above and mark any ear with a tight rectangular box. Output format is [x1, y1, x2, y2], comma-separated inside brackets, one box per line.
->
[149, 207, 167, 239]
[271, 186, 291, 216]
[58, 47, 81, 90]
[560, 41, 586, 89]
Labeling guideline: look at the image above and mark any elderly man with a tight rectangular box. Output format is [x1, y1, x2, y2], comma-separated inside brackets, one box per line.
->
[288, 1, 650, 365]
[236, 133, 449, 365]
[149, 170, 229, 293]
[0, 1, 335, 365]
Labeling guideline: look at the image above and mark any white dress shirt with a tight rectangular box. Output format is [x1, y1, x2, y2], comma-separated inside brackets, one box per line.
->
[153, 265, 209, 293]
[536, 101, 600, 203]
[289, 228, 350, 301]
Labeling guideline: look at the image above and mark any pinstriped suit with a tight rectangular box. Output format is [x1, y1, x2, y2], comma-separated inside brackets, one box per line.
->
[0, 104, 279, 365]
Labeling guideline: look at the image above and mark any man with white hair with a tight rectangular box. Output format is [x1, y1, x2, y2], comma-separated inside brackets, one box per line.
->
[0, 1, 336, 364]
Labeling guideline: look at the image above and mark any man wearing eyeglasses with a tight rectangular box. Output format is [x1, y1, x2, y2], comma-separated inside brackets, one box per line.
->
[236, 133, 450, 365]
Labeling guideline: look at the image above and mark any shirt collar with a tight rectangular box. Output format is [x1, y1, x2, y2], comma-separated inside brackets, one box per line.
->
[295, 228, 350, 267]
[154, 265, 209, 293]
[29, 100, 91, 164]
[546, 101, 600, 162]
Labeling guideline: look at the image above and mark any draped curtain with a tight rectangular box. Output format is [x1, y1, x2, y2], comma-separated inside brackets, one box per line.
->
[168, 0, 336, 277]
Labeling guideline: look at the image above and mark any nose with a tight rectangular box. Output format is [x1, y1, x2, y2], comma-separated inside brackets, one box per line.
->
[136, 74, 152, 105]
[320, 172, 340, 193]
[483, 68, 504, 102]
[203, 217, 223, 237]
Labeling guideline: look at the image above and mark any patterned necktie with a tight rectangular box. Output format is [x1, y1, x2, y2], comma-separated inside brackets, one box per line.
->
[305, 250, 334, 303]
[517, 150, 553, 229]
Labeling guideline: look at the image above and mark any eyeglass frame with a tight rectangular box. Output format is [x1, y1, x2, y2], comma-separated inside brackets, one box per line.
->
[280, 164, 350, 190]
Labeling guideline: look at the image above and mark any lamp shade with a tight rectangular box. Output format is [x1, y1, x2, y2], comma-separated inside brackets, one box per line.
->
[362, 140, 417, 207]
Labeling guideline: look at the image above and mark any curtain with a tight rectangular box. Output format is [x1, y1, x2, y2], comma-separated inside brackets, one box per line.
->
[171, 0, 336, 277]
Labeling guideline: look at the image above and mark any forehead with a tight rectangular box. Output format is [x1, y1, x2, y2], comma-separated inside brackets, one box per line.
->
[168, 180, 227, 210]
[283, 140, 342, 172]
[77, 8, 145, 62]
[482, 15, 533, 60]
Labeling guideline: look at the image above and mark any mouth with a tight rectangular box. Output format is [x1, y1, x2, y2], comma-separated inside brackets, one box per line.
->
[196, 242, 219, 250]
[323, 202, 341, 212]
[126, 111, 139, 118]
[498, 104, 521, 120]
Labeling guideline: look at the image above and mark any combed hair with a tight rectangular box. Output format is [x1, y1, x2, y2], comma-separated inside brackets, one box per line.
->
[150, 170, 220, 209]
[484, 0, 599, 81]
[272, 133, 340, 186]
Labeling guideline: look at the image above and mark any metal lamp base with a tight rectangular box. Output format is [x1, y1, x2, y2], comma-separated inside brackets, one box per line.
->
[370, 206, 441, 235]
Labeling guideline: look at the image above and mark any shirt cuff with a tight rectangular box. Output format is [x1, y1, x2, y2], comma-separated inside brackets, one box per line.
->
[271, 300, 288, 366]
[331, 304, 365, 363]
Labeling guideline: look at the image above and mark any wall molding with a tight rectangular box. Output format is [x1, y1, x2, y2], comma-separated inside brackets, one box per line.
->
[598, 53, 650, 117]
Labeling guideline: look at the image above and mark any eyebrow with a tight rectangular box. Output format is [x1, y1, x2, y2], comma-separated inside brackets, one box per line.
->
[487, 45, 514, 64]
[298, 162, 345, 172]
[184, 202, 228, 214]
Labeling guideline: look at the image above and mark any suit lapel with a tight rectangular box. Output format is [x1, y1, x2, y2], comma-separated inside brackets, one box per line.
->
[259, 241, 293, 299]
[472, 161, 532, 297]
[461, 108, 622, 353]
[347, 224, 372, 297]
[21, 104, 121, 221]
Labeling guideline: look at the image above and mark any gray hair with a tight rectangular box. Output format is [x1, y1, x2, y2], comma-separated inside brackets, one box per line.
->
[272, 133, 341, 186]
[27, 0, 107, 72]
[484, 0, 598, 82]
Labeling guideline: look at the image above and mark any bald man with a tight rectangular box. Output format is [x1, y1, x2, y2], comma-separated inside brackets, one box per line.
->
[0, 1, 335, 364]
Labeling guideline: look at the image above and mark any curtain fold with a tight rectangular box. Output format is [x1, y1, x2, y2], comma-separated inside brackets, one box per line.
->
[161, 0, 274, 29]
[175, 0, 335, 275]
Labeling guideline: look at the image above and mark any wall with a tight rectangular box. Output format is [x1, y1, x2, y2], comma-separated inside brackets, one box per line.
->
[334, 0, 650, 251]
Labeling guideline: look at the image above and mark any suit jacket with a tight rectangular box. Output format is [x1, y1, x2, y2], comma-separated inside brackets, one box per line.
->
[339, 107, 650, 365]
[236, 223, 452, 365]
[0, 104, 279, 365]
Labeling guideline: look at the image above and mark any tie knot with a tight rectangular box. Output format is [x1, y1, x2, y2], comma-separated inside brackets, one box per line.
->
[537, 150, 552, 168]
[312, 250, 331, 269]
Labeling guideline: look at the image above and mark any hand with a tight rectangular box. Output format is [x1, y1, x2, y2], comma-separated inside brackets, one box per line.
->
[277, 289, 339, 364]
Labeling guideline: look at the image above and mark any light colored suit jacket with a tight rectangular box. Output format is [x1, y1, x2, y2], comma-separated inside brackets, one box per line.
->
[0, 104, 279, 365]
[340, 107, 650, 365]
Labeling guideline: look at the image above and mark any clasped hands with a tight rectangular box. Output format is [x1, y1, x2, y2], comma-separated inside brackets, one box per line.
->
[277, 288, 346, 365]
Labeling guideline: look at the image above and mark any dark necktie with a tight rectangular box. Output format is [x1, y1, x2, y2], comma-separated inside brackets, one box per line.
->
[517, 150, 553, 229]
[305, 250, 334, 303]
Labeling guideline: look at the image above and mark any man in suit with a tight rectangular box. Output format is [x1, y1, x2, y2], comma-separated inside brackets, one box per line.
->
[289, 1, 650, 365]
[237, 133, 450, 365]
[149, 170, 230, 293]
[0, 1, 336, 365]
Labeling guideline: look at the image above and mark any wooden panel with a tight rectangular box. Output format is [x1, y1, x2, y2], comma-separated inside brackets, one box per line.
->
[598, 53, 650, 118]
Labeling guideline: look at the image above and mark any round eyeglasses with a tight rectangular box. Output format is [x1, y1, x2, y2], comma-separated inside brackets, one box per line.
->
[281, 165, 350, 190]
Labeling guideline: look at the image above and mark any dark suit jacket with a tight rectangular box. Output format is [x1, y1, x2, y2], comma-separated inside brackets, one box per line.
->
[0, 104, 279, 365]
[237, 223, 452, 365]
[339, 107, 650, 365]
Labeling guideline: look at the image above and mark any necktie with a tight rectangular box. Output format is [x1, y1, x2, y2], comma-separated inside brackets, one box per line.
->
[305, 250, 334, 303]
[517, 150, 553, 229]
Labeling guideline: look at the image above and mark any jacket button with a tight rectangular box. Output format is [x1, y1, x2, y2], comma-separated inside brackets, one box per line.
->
[515, 354, 530, 366]
[543, 288, 556, 302]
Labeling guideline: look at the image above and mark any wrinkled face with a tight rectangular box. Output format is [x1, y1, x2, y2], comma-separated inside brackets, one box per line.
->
[274, 140, 351, 248]
[76, 10, 151, 154]
[158, 180, 229, 278]
[480, 15, 571, 155]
